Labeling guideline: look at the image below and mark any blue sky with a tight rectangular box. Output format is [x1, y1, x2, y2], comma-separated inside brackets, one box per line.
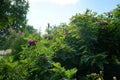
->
[27, 0, 120, 33]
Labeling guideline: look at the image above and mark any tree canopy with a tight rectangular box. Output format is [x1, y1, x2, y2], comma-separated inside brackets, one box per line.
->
[0, 0, 29, 29]
[0, 0, 29, 50]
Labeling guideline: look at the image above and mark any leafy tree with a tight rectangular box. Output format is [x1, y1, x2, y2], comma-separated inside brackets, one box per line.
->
[0, 0, 29, 50]
[47, 6, 120, 80]
[0, 0, 29, 29]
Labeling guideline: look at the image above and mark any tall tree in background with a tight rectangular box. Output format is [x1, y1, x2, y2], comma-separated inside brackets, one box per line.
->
[0, 0, 29, 29]
[0, 0, 29, 49]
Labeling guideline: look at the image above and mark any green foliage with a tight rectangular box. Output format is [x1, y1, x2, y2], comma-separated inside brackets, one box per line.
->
[0, 0, 29, 50]
[48, 5, 120, 80]
[80, 52, 108, 70]
[50, 62, 77, 80]
[0, 37, 77, 80]
[87, 71, 104, 80]
[0, 0, 29, 29]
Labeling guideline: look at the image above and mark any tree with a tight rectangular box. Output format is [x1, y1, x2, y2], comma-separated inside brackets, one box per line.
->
[0, 0, 29, 29]
[0, 0, 29, 50]
[48, 7, 120, 80]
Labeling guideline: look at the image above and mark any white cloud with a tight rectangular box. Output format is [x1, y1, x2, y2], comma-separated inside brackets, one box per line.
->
[50, 0, 78, 5]
[27, 0, 78, 5]
[27, 0, 45, 3]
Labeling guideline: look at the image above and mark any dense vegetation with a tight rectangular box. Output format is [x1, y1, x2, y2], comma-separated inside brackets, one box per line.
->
[0, 1, 120, 80]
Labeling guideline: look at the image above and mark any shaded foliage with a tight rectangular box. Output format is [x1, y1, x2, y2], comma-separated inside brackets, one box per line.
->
[0, 0, 29, 50]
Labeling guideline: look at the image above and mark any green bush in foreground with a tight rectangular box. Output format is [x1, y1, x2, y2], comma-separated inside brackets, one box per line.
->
[0, 40, 77, 80]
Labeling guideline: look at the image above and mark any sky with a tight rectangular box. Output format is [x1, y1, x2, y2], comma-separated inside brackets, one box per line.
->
[26, 0, 120, 33]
